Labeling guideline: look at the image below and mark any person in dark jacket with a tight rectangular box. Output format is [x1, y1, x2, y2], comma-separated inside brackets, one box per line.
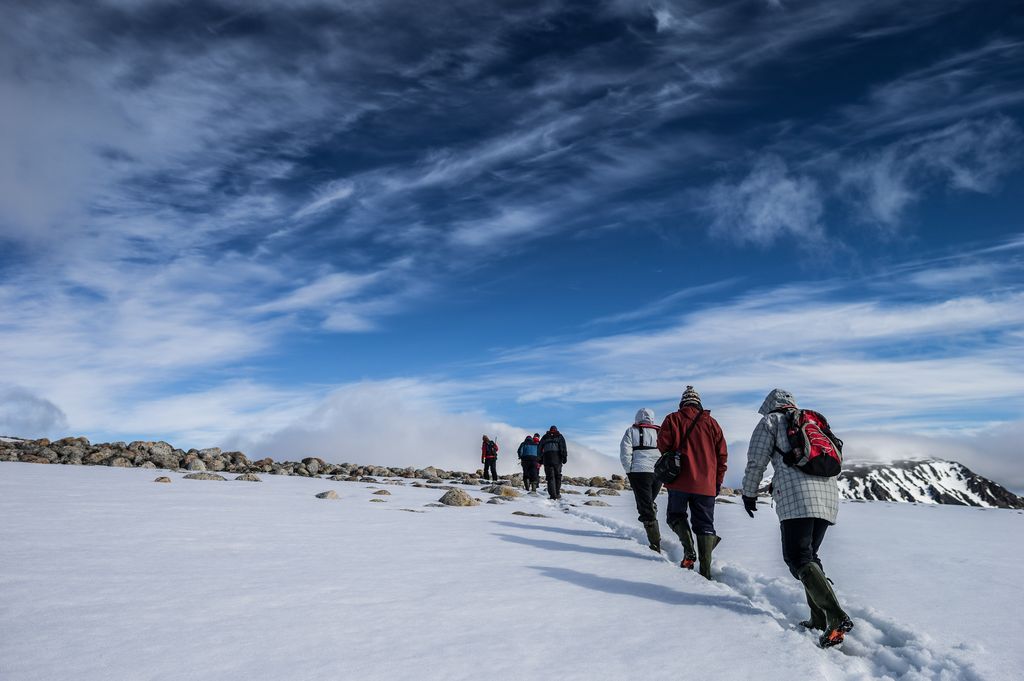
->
[517, 435, 540, 493]
[481, 435, 499, 482]
[538, 426, 567, 500]
[657, 386, 728, 579]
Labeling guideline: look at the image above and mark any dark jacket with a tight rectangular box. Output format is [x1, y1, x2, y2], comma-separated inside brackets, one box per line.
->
[657, 405, 728, 496]
[517, 438, 539, 460]
[538, 430, 567, 465]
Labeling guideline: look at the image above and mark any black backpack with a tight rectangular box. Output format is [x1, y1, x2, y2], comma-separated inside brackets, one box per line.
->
[653, 410, 704, 485]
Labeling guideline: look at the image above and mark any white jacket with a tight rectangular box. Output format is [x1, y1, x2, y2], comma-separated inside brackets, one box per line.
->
[620, 408, 661, 474]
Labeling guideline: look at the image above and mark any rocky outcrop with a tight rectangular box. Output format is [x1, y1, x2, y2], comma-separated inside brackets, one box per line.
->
[839, 459, 1024, 509]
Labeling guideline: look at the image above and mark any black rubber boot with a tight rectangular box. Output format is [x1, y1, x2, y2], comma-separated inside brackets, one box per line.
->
[667, 517, 696, 568]
[798, 563, 853, 647]
[696, 533, 721, 580]
[799, 588, 826, 631]
[642, 520, 661, 553]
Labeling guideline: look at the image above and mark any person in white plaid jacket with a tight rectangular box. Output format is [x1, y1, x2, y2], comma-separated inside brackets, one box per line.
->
[741, 388, 854, 649]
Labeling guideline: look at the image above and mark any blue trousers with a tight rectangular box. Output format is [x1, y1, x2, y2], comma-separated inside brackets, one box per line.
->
[667, 490, 716, 535]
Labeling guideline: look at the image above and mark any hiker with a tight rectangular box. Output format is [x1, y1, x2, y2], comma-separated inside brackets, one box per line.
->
[620, 407, 663, 552]
[538, 426, 567, 499]
[657, 386, 728, 579]
[481, 435, 499, 482]
[517, 435, 541, 493]
[740, 388, 854, 648]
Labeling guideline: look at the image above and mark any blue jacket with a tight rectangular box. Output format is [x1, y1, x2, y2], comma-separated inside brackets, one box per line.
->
[517, 439, 539, 460]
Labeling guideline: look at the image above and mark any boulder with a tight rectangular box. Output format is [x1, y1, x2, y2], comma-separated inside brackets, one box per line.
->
[206, 458, 226, 472]
[18, 454, 51, 464]
[234, 474, 262, 482]
[315, 490, 339, 500]
[302, 457, 325, 476]
[183, 472, 227, 481]
[186, 458, 207, 472]
[597, 488, 620, 496]
[108, 457, 132, 467]
[373, 489, 391, 496]
[438, 489, 479, 507]
[154, 476, 172, 483]
[486, 498, 504, 504]
[512, 511, 548, 518]
[139, 461, 157, 469]
[369, 498, 387, 503]
[583, 500, 610, 507]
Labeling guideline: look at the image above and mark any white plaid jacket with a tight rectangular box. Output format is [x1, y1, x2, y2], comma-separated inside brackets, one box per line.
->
[741, 412, 839, 523]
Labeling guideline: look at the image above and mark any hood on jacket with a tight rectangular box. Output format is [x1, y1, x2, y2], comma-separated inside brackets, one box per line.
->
[634, 407, 656, 425]
[522, 436, 533, 443]
[758, 388, 797, 416]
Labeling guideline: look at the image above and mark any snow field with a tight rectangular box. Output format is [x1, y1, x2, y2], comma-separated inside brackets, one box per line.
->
[1, 462, 1021, 681]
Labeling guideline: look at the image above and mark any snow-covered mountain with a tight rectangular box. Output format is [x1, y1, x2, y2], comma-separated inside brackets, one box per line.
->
[838, 459, 1024, 509]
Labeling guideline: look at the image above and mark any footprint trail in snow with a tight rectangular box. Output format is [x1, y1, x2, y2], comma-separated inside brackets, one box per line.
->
[522, 492, 988, 681]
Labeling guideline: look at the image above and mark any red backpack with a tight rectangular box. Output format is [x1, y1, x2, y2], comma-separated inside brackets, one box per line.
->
[773, 408, 843, 477]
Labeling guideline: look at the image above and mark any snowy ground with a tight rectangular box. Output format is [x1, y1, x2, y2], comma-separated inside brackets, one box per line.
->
[1, 463, 1020, 681]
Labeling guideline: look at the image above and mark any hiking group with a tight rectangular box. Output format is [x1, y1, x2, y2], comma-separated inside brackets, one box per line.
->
[478, 385, 852, 649]
[480, 427, 568, 499]
[619, 386, 854, 649]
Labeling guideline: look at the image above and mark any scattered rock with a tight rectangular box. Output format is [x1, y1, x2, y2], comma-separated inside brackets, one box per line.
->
[369, 498, 387, 503]
[438, 489, 479, 507]
[373, 489, 391, 496]
[424, 503, 446, 507]
[153, 476, 172, 483]
[315, 490, 339, 500]
[482, 484, 520, 498]
[235, 474, 262, 482]
[182, 472, 227, 481]
[398, 509, 425, 513]
[583, 500, 610, 507]
[562, 489, 580, 495]
[512, 511, 548, 518]
[486, 498, 504, 504]
[597, 488, 620, 496]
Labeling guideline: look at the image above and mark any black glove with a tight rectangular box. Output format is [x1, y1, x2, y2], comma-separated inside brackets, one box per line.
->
[742, 495, 758, 518]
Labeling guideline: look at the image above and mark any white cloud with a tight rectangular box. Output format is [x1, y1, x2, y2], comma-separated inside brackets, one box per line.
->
[704, 155, 823, 245]
[293, 180, 355, 220]
[230, 380, 620, 477]
[841, 116, 1024, 227]
[0, 385, 68, 439]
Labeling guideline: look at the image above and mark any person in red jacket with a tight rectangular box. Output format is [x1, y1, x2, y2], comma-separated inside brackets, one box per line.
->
[657, 386, 728, 579]
[481, 435, 499, 482]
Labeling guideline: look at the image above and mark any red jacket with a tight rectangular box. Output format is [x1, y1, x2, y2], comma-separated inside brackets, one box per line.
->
[481, 440, 498, 461]
[657, 405, 728, 496]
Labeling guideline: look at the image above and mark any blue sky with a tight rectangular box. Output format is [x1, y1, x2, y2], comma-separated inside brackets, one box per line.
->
[2, 1, 1023, 488]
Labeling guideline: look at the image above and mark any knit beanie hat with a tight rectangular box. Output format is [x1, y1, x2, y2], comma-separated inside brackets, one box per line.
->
[679, 385, 702, 408]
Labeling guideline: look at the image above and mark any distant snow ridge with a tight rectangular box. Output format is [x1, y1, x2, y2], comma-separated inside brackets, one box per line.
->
[839, 459, 1024, 509]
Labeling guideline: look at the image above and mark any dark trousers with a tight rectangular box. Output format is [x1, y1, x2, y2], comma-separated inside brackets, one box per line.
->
[521, 460, 540, 487]
[627, 472, 662, 523]
[544, 462, 563, 499]
[780, 517, 831, 579]
[482, 459, 497, 481]
[666, 491, 716, 535]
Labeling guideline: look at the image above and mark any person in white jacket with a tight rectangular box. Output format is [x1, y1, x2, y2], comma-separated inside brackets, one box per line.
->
[620, 407, 663, 552]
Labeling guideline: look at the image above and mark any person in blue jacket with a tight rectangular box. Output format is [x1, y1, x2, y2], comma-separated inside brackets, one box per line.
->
[517, 435, 541, 493]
